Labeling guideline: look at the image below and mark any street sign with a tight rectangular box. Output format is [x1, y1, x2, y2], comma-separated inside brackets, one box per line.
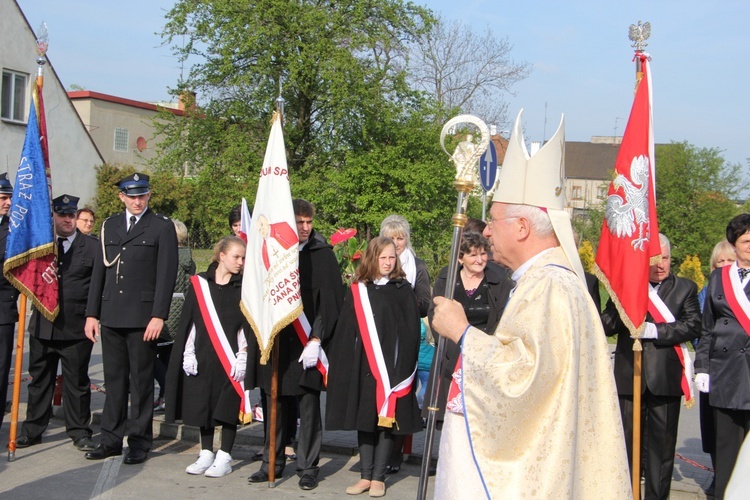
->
[479, 141, 498, 192]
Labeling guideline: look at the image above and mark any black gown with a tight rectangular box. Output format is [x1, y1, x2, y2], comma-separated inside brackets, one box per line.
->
[165, 270, 251, 427]
[325, 278, 422, 435]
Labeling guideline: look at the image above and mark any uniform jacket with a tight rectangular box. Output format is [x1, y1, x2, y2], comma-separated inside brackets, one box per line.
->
[86, 208, 178, 328]
[0, 217, 19, 324]
[246, 229, 344, 394]
[695, 268, 750, 410]
[30, 230, 98, 341]
[325, 278, 422, 435]
[602, 273, 701, 396]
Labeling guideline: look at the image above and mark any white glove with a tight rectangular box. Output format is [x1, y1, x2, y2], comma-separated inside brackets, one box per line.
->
[299, 341, 321, 370]
[695, 373, 710, 393]
[183, 352, 198, 376]
[641, 322, 658, 340]
[231, 351, 247, 382]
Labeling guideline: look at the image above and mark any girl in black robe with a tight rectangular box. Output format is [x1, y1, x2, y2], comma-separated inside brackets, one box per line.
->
[166, 236, 250, 478]
[325, 236, 421, 497]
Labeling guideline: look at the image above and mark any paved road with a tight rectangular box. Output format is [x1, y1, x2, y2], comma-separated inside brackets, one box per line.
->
[0, 339, 715, 498]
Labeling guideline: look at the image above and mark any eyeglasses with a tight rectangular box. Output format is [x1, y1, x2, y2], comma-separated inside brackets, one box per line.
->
[485, 215, 518, 225]
[78, 218, 94, 225]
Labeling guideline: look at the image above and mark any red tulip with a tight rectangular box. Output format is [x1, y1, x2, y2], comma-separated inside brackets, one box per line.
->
[330, 227, 357, 246]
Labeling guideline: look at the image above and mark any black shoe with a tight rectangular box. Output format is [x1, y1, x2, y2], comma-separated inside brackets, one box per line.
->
[298, 474, 318, 490]
[385, 465, 400, 474]
[73, 436, 96, 452]
[250, 450, 263, 462]
[248, 470, 269, 483]
[123, 448, 148, 465]
[85, 444, 122, 460]
[705, 477, 716, 496]
[16, 435, 41, 448]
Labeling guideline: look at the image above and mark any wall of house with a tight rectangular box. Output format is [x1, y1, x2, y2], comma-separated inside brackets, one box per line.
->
[71, 97, 162, 167]
[1, 0, 104, 206]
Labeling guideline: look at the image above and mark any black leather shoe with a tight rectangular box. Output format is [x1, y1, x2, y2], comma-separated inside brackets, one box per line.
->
[85, 444, 122, 460]
[73, 436, 96, 452]
[123, 448, 148, 465]
[16, 435, 41, 448]
[298, 474, 318, 490]
[248, 470, 269, 483]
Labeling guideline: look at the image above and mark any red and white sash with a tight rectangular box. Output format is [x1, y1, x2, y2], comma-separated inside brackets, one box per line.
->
[351, 282, 416, 428]
[191, 275, 251, 415]
[721, 263, 750, 335]
[291, 313, 330, 385]
[647, 284, 695, 407]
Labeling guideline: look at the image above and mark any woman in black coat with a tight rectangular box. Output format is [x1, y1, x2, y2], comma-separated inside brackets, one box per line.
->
[166, 236, 251, 478]
[326, 237, 422, 497]
[695, 215, 750, 499]
[425, 231, 513, 423]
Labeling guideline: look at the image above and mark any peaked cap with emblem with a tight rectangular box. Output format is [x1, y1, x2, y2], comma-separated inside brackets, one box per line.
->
[52, 194, 80, 214]
[115, 172, 150, 196]
[492, 109, 585, 282]
[0, 173, 12, 195]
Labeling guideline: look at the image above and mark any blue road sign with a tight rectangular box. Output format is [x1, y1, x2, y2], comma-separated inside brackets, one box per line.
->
[479, 141, 498, 192]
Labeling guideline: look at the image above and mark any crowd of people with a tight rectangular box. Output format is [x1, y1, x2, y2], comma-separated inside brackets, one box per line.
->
[2, 126, 750, 498]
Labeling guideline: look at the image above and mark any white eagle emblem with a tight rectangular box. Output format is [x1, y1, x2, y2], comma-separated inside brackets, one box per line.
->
[605, 155, 651, 251]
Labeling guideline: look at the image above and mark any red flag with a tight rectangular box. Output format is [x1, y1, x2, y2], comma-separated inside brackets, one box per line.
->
[238, 198, 252, 244]
[595, 54, 660, 336]
[3, 77, 58, 321]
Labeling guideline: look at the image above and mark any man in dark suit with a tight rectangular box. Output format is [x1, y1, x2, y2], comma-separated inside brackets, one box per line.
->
[602, 233, 701, 500]
[84, 173, 178, 464]
[16, 195, 98, 451]
[0, 173, 19, 424]
[247, 199, 344, 490]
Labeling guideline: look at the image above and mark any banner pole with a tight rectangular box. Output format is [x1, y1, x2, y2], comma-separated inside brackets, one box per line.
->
[7, 295, 28, 461]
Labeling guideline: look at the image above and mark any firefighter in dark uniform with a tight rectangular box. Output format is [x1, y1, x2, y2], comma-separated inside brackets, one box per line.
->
[16, 195, 98, 451]
[84, 173, 178, 464]
[0, 173, 19, 424]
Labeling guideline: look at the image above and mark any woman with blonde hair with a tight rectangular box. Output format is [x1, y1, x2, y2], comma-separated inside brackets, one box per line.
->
[166, 236, 250, 478]
[326, 237, 422, 497]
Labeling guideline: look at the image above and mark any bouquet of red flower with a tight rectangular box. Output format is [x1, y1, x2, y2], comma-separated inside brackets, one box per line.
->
[330, 228, 367, 283]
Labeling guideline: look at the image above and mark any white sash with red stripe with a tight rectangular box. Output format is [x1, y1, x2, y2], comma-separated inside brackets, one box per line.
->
[647, 284, 695, 408]
[351, 282, 416, 428]
[291, 313, 330, 385]
[722, 263, 750, 335]
[191, 275, 251, 415]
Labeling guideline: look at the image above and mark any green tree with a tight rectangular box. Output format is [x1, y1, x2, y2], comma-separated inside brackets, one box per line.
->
[655, 142, 746, 274]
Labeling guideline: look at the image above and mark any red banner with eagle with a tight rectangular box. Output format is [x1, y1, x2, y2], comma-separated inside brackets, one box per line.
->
[595, 53, 661, 337]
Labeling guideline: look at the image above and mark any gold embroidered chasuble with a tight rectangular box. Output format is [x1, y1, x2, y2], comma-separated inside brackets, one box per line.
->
[436, 247, 631, 499]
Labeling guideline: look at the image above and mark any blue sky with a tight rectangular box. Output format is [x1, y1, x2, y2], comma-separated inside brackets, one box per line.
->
[16, 0, 750, 168]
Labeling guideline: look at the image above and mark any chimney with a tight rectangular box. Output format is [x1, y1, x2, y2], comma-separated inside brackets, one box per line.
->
[178, 91, 197, 111]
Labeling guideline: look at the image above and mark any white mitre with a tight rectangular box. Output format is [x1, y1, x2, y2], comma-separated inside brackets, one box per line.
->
[492, 109, 586, 282]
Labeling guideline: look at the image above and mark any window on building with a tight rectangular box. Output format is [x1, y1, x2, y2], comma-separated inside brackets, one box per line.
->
[1, 70, 28, 122]
[598, 185, 608, 199]
[114, 128, 129, 152]
[572, 186, 582, 200]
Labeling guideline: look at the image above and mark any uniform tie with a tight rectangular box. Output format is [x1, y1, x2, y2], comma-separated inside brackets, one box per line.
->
[57, 237, 66, 255]
[127, 215, 137, 233]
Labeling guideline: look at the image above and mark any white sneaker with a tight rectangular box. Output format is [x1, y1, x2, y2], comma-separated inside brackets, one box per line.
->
[186, 450, 215, 475]
[204, 450, 232, 478]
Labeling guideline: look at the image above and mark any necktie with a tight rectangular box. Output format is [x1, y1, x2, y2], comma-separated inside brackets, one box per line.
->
[127, 215, 136, 233]
[57, 237, 66, 256]
[738, 267, 750, 282]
